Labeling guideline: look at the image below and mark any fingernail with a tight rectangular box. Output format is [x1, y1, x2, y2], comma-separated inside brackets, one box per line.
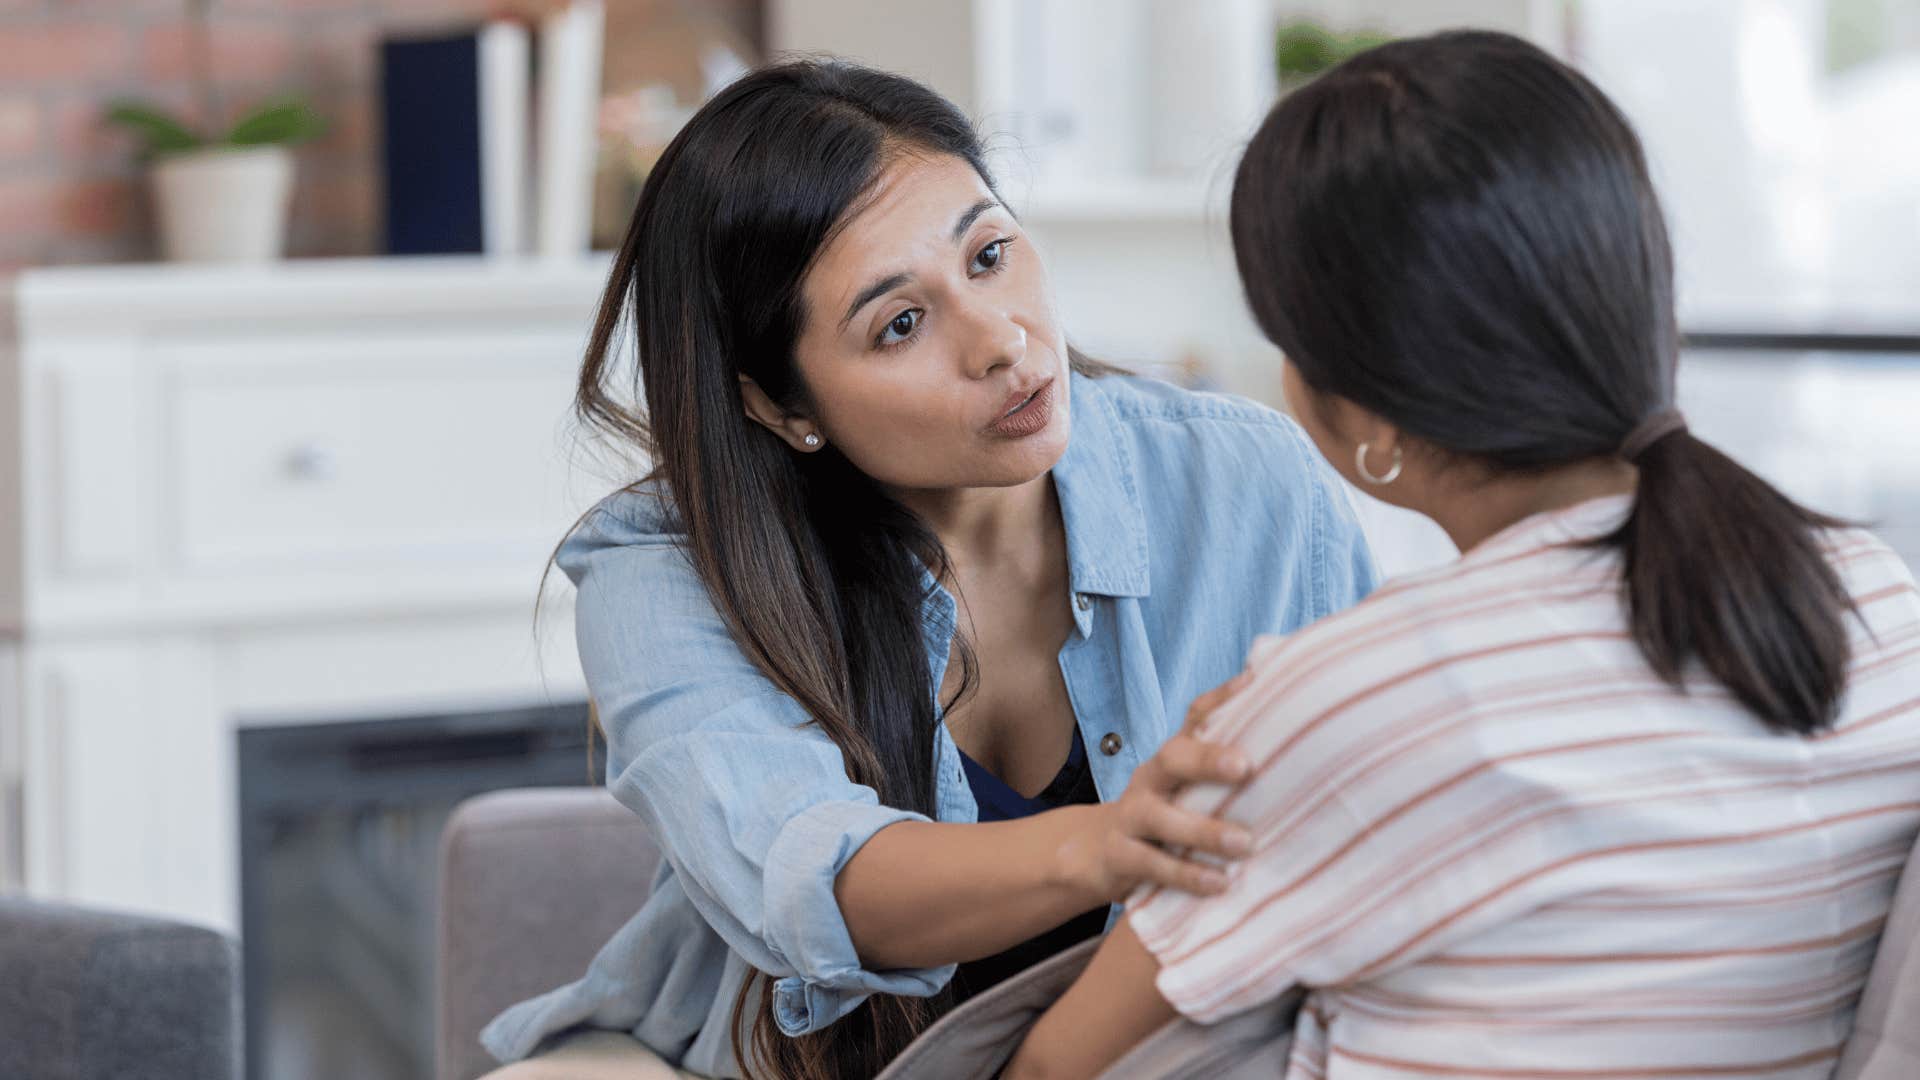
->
[1202, 869, 1229, 892]
[1224, 751, 1252, 780]
[1224, 828, 1253, 856]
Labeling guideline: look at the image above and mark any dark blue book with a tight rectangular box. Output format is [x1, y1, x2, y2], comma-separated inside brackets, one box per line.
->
[380, 24, 528, 256]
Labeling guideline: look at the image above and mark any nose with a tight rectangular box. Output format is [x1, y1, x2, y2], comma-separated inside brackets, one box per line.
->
[959, 301, 1027, 380]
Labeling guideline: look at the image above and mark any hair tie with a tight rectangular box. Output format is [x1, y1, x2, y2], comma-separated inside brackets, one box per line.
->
[1620, 408, 1688, 462]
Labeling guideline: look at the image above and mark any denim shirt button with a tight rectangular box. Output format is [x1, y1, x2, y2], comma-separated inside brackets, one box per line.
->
[1075, 593, 1092, 611]
[1099, 732, 1123, 756]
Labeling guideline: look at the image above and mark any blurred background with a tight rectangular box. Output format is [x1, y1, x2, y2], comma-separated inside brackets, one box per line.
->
[0, 2, 1915, 1078]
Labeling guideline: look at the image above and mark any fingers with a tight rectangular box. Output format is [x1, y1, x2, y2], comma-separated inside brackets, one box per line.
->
[1138, 797, 1254, 860]
[1096, 670, 1263, 901]
[1112, 836, 1230, 896]
[1151, 732, 1252, 788]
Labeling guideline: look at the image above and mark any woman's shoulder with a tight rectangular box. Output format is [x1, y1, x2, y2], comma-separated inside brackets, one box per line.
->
[1075, 371, 1373, 620]
[555, 476, 688, 585]
[1089, 370, 1298, 436]
[1082, 371, 1327, 493]
[1219, 541, 1565, 729]
[1253, 520, 1920, 692]
[1825, 524, 1915, 585]
[1824, 525, 1920, 644]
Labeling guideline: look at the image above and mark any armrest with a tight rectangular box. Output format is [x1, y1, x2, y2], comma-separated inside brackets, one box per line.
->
[0, 898, 239, 1080]
[436, 786, 661, 1080]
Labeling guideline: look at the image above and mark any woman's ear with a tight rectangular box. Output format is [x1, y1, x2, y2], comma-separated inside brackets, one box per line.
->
[1303, 388, 1395, 460]
[739, 375, 827, 452]
[1315, 391, 1412, 494]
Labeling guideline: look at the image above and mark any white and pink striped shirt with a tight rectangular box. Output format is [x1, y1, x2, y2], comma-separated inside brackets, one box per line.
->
[1130, 495, 1920, 1079]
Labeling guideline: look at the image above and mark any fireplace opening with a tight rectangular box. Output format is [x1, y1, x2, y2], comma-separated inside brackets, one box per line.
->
[237, 701, 595, 1079]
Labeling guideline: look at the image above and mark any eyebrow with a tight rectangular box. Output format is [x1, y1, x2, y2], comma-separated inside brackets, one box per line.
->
[841, 272, 912, 331]
[838, 197, 1004, 331]
[950, 197, 998, 241]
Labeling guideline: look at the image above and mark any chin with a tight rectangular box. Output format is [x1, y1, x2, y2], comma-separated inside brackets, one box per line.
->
[987, 414, 1072, 486]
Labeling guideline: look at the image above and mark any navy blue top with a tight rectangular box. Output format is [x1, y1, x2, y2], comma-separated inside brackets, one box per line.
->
[951, 728, 1109, 1001]
[958, 726, 1093, 821]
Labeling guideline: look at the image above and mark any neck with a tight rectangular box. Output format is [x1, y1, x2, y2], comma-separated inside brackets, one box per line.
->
[892, 472, 1062, 577]
[1420, 457, 1639, 553]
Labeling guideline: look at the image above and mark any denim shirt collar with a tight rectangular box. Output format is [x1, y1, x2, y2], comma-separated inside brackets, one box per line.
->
[1053, 370, 1152, 599]
[918, 370, 1151, 691]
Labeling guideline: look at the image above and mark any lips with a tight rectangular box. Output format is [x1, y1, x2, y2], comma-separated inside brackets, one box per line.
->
[986, 377, 1056, 438]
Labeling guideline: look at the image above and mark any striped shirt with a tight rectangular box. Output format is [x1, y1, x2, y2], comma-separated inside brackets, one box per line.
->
[1129, 495, 1920, 1079]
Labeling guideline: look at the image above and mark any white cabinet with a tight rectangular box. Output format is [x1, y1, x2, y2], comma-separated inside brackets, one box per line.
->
[3, 256, 622, 933]
[164, 333, 577, 573]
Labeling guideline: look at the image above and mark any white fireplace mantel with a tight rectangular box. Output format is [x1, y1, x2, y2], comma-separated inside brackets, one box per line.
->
[1, 256, 629, 934]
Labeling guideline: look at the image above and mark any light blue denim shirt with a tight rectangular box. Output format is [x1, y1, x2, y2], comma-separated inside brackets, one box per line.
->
[481, 371, 1377, 1077]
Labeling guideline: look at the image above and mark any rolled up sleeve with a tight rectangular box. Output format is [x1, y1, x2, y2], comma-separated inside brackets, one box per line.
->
[561, 501, 954, 1036]
[761, 800, 955, 1032]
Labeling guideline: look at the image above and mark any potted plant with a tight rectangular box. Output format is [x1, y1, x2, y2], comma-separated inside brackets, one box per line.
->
[103, 1, 325, 263]
[105, 98, 326, 264]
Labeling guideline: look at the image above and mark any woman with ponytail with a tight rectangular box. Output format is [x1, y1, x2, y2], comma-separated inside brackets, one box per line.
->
[1011, 30, 1920, 1080]
[477, 59, 1377, 1080]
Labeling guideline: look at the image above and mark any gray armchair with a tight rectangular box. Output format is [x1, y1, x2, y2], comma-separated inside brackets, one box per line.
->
[0, 897, 240, 1080]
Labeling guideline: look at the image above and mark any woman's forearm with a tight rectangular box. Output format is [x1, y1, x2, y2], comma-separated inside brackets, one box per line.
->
[834, 806, 1110, 971]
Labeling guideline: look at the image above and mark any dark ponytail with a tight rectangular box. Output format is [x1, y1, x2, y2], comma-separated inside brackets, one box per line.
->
[1229, 29, 1855, 734]
[1607, 429, 1852, 731]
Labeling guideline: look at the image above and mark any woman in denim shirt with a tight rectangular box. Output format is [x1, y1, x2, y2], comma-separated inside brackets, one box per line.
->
[481, 61, 1375, 1080]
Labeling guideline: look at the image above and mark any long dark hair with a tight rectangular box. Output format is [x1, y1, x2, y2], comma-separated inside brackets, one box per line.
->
[1230, 30, 1854, 734]
[571, 59, 1100, 1078]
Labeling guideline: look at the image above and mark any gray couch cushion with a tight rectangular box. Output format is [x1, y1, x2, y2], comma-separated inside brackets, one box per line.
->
[0, 898, 239, 1080]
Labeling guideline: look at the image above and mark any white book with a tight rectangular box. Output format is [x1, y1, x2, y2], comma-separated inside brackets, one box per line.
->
[535, 0, 604, 259]
[478, 20, 531, 256]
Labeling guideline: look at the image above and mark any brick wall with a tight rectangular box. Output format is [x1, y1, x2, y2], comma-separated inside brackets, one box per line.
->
[0, 0, 523, 275]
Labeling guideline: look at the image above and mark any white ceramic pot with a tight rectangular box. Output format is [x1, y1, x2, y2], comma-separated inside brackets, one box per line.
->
[151, 145, 295, 263]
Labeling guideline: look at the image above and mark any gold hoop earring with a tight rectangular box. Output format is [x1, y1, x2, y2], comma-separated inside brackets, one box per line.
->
[1356, 442, 1402, 485]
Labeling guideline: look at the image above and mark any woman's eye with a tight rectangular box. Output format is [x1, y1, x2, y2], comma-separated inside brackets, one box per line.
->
[972, 237, 1015, 274]
[878, 309, 921, 347]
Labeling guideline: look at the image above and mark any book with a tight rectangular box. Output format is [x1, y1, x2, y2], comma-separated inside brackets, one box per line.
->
[534, 0, 603, 259]
[379, 21, 530, 256]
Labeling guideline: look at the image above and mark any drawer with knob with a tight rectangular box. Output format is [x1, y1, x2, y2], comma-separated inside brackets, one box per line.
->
[162, 334, 590, 576]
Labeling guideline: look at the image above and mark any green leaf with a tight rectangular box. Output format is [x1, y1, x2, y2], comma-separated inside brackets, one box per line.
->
[1275, 21, 1338, 79]
[225, 102, 327, 147]
[102, 102, 203, 159]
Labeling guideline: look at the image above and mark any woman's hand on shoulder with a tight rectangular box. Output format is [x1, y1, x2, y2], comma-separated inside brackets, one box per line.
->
[1057, 671, 1256, 903]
